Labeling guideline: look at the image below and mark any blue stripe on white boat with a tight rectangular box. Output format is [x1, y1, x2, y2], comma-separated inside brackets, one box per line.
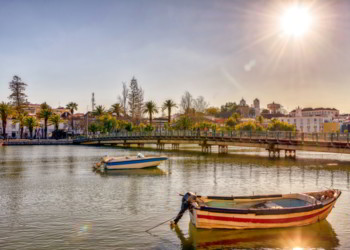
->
[106, 157, 168, 166]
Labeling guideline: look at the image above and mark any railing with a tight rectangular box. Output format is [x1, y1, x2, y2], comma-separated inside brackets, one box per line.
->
[74, 131, 350, 144]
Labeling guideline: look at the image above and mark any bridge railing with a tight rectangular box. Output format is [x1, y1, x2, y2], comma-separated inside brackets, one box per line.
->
[74, 131, 350, 145]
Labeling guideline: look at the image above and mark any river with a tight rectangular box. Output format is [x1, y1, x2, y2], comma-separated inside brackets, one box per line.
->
[0, 145, 349, 249]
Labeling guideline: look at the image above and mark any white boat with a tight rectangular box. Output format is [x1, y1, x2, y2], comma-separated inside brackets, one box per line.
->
[95, 153, 168, 170]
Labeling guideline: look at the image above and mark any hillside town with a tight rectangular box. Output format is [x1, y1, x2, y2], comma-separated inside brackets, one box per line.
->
[1, 75, 349, 140]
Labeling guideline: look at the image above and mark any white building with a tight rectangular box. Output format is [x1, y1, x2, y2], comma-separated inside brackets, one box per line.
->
[277, 116, 332, 133]
[290, 107, 339, 118]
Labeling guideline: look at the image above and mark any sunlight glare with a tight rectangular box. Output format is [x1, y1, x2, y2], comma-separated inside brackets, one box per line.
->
[281, 5, 312, 38]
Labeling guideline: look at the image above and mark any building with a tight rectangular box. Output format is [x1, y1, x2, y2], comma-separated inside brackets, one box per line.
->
[253, 98, 260, 116]
[237, 98, 250, 118]
[278, 116, 331, 133]
[267, 102, 281, 114]
[289, 107, 339, 118]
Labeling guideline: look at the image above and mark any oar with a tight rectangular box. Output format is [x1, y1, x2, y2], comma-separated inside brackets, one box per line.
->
[145, 216, 176, 233]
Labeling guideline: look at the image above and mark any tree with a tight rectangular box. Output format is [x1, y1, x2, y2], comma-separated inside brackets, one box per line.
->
[225, 117, 238, 128]
[256, 115, 264, 124]
[99, 114, 117, 133]
[174, 116, 193, 130]
[128, 77, 144, 123]
[92, 105, 106, 117]
[193, 96, 209, 113]
[24, 116, 38, 139]
[206, 107, 220, 116]
[235, 121, 264, 132]
[261, 109, 270, 114]
[38, 102, 53, 139]
[231, 112, 241, 122]
[12, 111, 28, 139]
[49, 114, 62, 131]
[180, 91, 193, 115]
[125, 122, 133, 132]
[118, 82, 129, 115]
[88, 123, 99, 135]
[219, 102, 238, 118]
[8, 75, 28, 113]
[66, 102, 78, 132]
[143, 101, 158, 124]
[0, 102, 13, 138]
[162, 99, 177, 123]
[110, 103, 122, 117]
[267, 119, 295, 131]
[144, 124, 154, 132]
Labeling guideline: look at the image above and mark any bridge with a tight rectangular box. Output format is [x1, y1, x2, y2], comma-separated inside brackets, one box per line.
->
[73, 131, 350, 158]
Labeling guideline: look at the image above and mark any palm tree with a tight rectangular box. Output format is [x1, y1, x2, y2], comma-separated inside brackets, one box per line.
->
[12, 111, 28, 139]
[24, 116, 38, 139]
[162, 99, 177, 123]
[66, 102, 78, 132]
[93, 105, 105, 117]
[49, 114, 62, 131]
[256, 115, 264, 125]
[110, 103, 122, 117]
[0, 102, 13, 138]
[143, 101, 158, 124]
[38, 102, 53, 139]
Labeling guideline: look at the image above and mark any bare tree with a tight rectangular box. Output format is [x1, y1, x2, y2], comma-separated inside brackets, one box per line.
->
[120, 82, 129, 114]
[180, 91, 193, 115]
[193, 96, 209, 113]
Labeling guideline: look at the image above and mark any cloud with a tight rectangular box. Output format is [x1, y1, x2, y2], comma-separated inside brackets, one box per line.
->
[244, 59, 256, 72]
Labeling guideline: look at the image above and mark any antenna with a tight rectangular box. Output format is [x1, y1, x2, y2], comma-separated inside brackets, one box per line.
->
[91, 93, 95, 111]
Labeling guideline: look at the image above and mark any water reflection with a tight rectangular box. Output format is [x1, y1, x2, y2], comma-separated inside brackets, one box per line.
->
[93, 167, 167, 177]
[173, 221, 339, 250]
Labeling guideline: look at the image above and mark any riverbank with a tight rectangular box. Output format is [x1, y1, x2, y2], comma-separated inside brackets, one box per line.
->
[2, 139, 73, 146]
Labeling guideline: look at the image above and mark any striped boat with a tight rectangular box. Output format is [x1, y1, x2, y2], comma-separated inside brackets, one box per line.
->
[95, 153, 168, 170]
[173, 190, 341, 229]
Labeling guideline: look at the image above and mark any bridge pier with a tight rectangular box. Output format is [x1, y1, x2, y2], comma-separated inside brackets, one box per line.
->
[172, 144, 180, 150]
[285, 149, 296, 159]
[201, 145, 211, 153]
[218, 145, 228, 154]
[157, 143, 165, 150]
[267, 149, 280, 158]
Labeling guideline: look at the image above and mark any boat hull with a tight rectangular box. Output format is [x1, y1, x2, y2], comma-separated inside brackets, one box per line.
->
[104, 157, 167, 170]
[188, 190, 340, 230]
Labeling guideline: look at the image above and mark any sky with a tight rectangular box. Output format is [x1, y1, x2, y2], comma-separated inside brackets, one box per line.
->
[1, 0, 350, 114]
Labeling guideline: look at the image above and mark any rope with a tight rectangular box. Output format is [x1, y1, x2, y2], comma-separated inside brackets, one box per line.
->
[145, 216, 175, 233]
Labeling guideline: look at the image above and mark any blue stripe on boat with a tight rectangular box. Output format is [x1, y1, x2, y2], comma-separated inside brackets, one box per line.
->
[106, 157, 167, 166]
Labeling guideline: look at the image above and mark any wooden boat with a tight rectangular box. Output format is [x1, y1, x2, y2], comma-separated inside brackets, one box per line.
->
[172, 189, 341, 229]
[95, 153, 168, 170]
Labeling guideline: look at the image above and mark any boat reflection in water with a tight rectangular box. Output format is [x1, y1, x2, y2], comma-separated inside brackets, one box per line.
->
[173, 220, 339, 250]
[93, 167, 167, 177]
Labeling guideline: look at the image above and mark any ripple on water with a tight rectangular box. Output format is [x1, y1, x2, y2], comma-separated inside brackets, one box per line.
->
[0, 145, 349, 249]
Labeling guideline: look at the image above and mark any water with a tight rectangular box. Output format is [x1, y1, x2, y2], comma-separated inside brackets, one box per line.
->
[0, 145, 349, 249]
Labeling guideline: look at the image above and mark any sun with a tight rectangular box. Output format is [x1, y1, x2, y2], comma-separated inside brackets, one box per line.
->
[280, 5, 312, 38]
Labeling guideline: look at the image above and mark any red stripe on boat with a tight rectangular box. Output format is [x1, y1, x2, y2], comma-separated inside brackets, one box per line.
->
[197, 205, 331, 224]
